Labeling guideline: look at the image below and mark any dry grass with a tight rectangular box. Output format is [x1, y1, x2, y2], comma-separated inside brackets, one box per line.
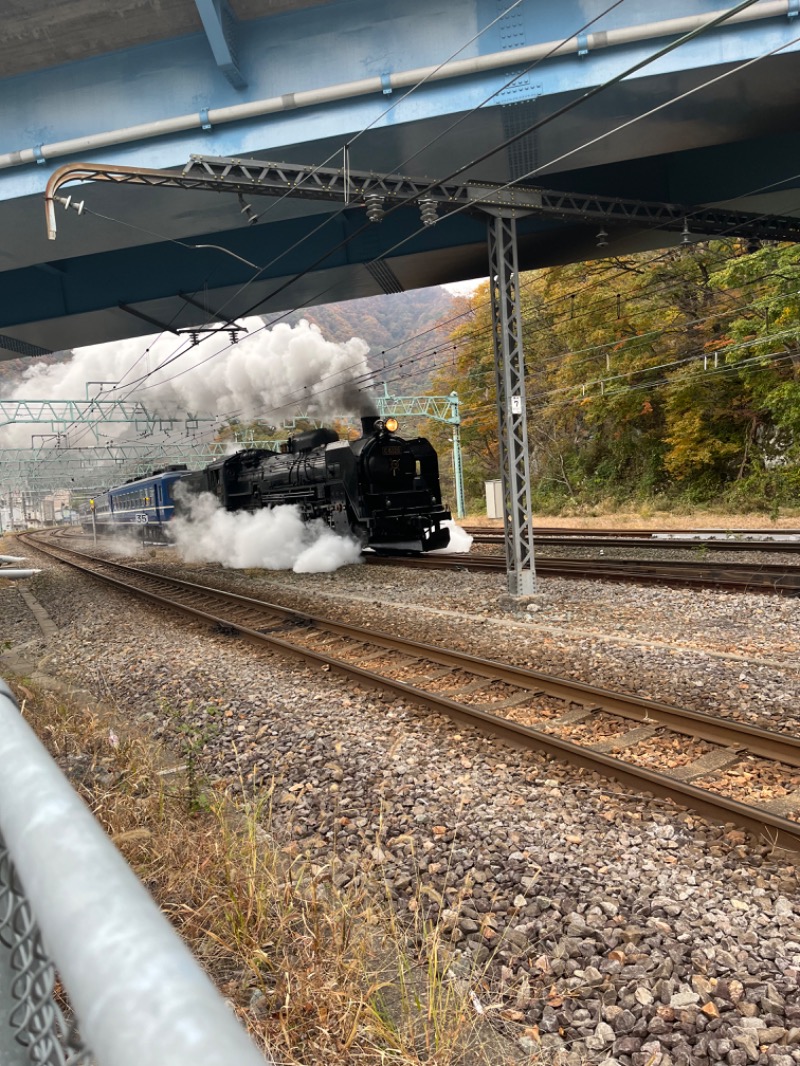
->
[464, 507, 800, 531]
[8, 678, 527, 1065]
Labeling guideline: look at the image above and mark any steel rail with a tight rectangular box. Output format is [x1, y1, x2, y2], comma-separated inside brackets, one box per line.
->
[22, 533, 800, 853]
[469, 533, 800, 553]
[462, 526, 800, 539]
[372, 552, 800, 592]
[24, 534, 800, 761]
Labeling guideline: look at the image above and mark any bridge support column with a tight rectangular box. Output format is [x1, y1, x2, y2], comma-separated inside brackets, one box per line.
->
[486, 212, 536, 596]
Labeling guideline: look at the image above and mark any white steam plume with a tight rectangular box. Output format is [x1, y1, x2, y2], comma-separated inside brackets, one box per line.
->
[171, 491, 363, 573]
[430, 521, 473, 554]
[99, 530, 156, 557]
[0, 317, 376, 449]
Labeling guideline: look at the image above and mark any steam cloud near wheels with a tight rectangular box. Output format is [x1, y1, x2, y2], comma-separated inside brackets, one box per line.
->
[168, 492, 470, 572]
[171, 487, 364, 573]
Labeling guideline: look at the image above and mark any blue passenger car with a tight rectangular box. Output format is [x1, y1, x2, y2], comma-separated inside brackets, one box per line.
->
[90, 466, 189, 542]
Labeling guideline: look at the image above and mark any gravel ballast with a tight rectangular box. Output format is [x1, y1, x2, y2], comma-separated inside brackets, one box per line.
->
[3, 537, 799, 1066]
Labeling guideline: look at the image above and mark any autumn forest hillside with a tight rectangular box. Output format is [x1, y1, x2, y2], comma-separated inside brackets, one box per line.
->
[422, 240, 800, 516]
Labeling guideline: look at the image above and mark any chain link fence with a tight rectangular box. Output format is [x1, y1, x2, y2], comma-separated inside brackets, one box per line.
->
[0, 839, 91, 1065]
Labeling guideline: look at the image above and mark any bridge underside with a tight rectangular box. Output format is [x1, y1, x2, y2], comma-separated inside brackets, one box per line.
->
[2, 0, 800, 356]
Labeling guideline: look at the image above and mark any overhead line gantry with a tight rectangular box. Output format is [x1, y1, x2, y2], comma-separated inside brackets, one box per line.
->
[0, 399, 215, 442]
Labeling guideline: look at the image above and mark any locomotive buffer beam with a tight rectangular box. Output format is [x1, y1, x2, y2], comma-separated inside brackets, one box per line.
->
[45, 155, 800, 244]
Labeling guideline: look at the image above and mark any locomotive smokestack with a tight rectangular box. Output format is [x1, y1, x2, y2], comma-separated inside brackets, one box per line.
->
[361, 415, 380, 436]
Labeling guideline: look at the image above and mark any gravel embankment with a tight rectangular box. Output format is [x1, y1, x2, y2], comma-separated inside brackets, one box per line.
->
[3, 538, 799, 1066]
[474, 540, 800, 569]
[160, 560, 800, 735]
[0, 580, 44, 650]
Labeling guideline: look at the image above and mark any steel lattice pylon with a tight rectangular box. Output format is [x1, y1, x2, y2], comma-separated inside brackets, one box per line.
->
[487, 213, 536, 596]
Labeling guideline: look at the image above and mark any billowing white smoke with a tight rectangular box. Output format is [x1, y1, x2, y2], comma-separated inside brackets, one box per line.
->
[0, 317, 376, 448]
[171, 491, 363, 573]
[101, 530, 155, 557]
[431, 520, 473, 554]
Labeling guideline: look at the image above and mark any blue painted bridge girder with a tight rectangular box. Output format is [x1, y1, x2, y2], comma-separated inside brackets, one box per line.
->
[2, 0, 800, 356]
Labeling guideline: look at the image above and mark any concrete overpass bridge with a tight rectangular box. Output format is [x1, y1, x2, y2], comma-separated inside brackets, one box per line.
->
[3, 0, 800, 592]
[3, 0, 800, 357]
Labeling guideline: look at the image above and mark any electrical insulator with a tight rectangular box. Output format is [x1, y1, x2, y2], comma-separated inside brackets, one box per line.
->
[238, 194, 259, 225]
[419, 199, 438, 226]
[365, 193, 384, 222]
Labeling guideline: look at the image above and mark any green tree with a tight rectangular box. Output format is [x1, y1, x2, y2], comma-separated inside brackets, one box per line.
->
[427, 239, 800, 514]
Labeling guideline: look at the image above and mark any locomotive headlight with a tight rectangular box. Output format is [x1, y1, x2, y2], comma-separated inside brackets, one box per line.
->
[385, 417, 399, 433]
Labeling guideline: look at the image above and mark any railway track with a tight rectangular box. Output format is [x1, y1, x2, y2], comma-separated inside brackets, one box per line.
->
[373, 551, 800, 593]
[468, 532, 800, 553]
[463, 525, 800, 539]
[23, 531, 800, 853]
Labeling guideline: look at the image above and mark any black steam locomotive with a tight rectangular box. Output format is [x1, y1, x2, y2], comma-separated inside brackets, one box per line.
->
[180, 415, 451, 553]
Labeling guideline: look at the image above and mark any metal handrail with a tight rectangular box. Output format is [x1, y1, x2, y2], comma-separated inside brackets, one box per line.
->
[0, 678, 271, 1066]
